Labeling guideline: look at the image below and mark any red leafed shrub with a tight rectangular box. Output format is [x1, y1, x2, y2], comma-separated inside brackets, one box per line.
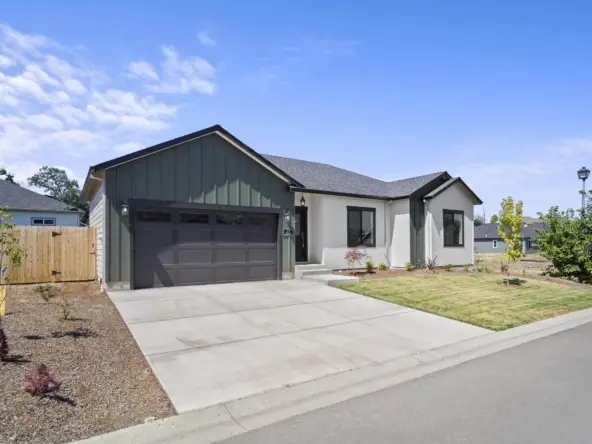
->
[24, 364, 61, 396]
[344, 247, 367, 269]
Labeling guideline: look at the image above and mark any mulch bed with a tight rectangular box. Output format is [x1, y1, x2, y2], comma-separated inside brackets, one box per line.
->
[334, 268, 588, 286]
[0, 282, 175, 444]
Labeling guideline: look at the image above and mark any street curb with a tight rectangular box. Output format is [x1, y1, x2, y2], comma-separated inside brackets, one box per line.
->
[71, 308, 592, 444]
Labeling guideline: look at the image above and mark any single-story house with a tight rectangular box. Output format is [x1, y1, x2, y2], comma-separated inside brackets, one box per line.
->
[474, 222, 544, 254]
[82, 124, 482, 290]
[0, 179, 82, 226]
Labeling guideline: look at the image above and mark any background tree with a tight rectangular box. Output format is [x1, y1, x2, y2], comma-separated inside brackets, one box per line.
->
[0, 167, 16, 184]
[536, 192, 592, 283]
[490, 214, 499, 223]
[28, 167, 88, 224]
[497, 197, 524, 283]
[474, 215, 485, 226]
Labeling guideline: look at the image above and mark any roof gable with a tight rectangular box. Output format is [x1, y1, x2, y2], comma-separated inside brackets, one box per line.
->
[82, 124, 480, 202]
[0, 180, 80, 212]
[424, 177, 483, 204]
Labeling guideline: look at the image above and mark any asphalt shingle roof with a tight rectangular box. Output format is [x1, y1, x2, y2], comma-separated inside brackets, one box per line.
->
[0, 180, 78, 212]
[262, 154, 445, 198]
[474, 222, 545, 239]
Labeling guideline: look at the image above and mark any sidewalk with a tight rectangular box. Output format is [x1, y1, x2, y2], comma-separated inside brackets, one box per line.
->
[72, 308, 592, 444]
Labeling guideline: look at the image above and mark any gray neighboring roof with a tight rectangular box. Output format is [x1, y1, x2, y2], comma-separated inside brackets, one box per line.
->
[0, 180, 80, 212]
[474, 222, 545, 239]
[262, 154, 446, 199]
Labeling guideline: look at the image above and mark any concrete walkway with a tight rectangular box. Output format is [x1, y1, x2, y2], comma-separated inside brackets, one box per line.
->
[109, 280, 488, 414]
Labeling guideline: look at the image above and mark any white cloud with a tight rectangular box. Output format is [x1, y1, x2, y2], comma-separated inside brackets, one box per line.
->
[51, 104, 88, 125]
[0, 54, 14, 68]
[197, 31, 216, 47]
[128, 60, 159, 80]
[147, 46, 216, 95]
[0, 24, 216, 183]
[113, 141, 144, 154]
[63, 78, 86, 94]
[25, 114, 64, 130]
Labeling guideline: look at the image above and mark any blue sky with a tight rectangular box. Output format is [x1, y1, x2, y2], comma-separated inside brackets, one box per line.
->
[1, 1, 591, 217]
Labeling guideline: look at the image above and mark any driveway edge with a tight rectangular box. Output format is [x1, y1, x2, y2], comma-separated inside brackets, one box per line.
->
[71, 308, 592, 444]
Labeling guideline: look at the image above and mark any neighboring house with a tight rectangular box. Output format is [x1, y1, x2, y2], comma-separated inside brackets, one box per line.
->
[0, 180, 82, 226]
[474, 222, 544, 254]
[82, 124, 482, 290]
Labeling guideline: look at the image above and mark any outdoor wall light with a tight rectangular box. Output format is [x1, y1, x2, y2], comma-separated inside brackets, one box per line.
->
[300, 196, 306, 207]
[283, 209, 291, 223]
[121, 202, 129, 217]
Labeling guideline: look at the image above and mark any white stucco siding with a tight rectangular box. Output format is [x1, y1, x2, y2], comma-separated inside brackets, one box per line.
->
[425, 183, 475, 266]
[89, 184, 105, 282]
[389, 199, 411, 267]
[306, 194, 388, 269]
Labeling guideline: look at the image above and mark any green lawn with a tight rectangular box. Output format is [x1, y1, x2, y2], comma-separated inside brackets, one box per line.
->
[337, 274, 592, 331]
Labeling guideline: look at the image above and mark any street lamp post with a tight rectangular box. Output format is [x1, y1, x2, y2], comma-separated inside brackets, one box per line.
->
[578, 166, 590, 212]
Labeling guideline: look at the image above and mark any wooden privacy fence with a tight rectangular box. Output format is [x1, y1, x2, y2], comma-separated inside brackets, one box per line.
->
[3, 227, 96, 284]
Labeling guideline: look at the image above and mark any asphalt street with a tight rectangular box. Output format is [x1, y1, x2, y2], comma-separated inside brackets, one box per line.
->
[220, 322, 592, 444]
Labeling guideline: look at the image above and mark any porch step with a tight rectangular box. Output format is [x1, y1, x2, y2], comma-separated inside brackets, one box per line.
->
[303, 273, 360, 286]
[295, 264, 333, 279]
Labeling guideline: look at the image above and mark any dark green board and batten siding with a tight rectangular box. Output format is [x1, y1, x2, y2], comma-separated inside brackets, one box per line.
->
[104, 134, 295, 285]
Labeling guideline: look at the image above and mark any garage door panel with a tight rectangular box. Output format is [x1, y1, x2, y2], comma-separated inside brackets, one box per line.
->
[178, 248, 212, 265]
[214, 248, 247, 263]
[133, 209, 278, 288]
[177, 228, 212, 244]
[248, 248, 276, 262]
[177, 267, 214, 286]
[213, 229, 245, 244]
[249, 265, 278, 280]
[246, 230, 276, 243]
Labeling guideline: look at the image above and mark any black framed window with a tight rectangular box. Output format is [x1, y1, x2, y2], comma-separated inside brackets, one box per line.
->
[137, 211, 172, 222]
[347, 206, 376, 247]
[443, 210, 464, 247]
[180, 213, 209, 224]
[31, 217, 56, 226]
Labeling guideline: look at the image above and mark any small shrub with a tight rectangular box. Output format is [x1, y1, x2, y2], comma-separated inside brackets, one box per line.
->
[500, 263, 509, 274]
[405, 262, 414, 271]
[443, 264, 452, 272]
[59, 298, 71, 321]
[34, 284, 59, 302]
[344, 247, 367, 269]
[24, 364, 61, 396]
[365, 259, 374, 272]
[0, 325, 8, 361]
[377, 263, 388, 271]
[483, 265, 492, 273]
[424, 256, 438, 273]
[522, 269, 527, 276]
[463, 264, 470, 272]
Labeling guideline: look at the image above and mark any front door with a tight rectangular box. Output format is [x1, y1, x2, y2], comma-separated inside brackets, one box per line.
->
[295, 206, 308, 262]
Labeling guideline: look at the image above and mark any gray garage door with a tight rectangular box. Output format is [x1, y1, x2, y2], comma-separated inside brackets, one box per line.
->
[133, 208, 279, 288]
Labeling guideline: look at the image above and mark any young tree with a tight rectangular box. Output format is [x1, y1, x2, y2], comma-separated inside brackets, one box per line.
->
[28, 166, 89, 224]
[0, 207, 25, 360]
[497, 197, 524, 283]
[474, 215, 485, 226]
[490, 214, 499, 223]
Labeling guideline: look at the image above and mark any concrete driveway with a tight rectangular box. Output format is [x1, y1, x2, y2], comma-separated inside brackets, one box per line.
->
[109, 280, 489, 413]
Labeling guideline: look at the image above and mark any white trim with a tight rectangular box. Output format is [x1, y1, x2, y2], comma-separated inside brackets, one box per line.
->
[102, 130, 294, 185]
